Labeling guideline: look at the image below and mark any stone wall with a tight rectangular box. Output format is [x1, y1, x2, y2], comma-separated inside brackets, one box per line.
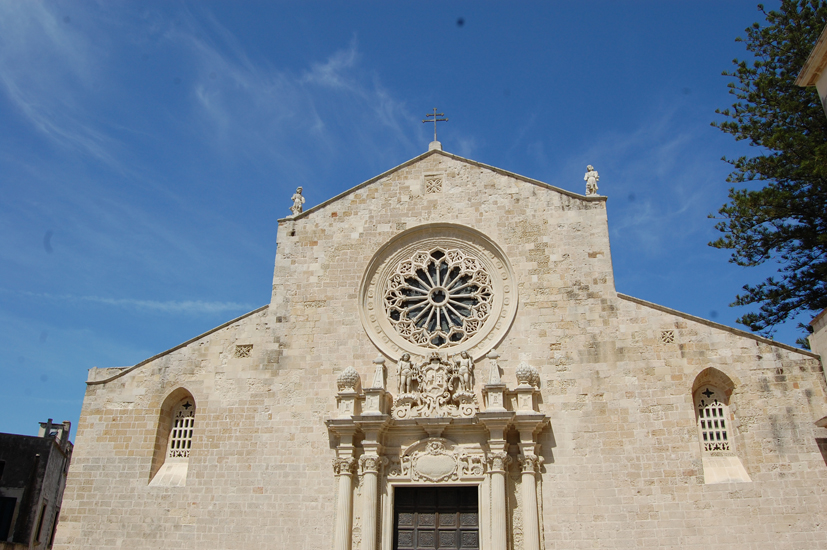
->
[55, 151, 827, 549]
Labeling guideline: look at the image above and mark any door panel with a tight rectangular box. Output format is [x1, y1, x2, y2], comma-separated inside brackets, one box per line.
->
[394, 487, 479, 550]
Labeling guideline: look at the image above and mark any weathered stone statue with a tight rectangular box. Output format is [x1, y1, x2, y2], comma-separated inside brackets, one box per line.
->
[584, 165, 599, 196]
[397, 353, 414, 394]
[290, 186, 305, 216]
[454, 351, 474, 393]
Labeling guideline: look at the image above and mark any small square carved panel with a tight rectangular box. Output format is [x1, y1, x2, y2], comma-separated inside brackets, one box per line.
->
[417, 530, 435, 547]
[425, 175, 443, 194]
[660, 330, 675, 344]
[234, 344, 253, 358]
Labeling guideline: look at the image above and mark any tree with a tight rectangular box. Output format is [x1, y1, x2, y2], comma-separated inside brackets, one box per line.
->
[712, 0, 827, 343]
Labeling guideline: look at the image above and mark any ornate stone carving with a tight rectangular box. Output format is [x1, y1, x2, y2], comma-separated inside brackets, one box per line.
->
[390, 438, 485, 481]
[515, 362, 540, 388]
[519, 453, 543, 474]
[584, 165, 599, 196]
[487, 452, 512, 473]
[358, 225, 519, 361]
[397, 353, 414, 394]
[337, 367, 360, 392]
[370, 356, 386, 389]
[384, 247, 493, 349]
[385, 455, 402, 477]
[333, 457, 357, 476]
[290, 186, 305, 216]
[486, 350, 502, 384]
[359, 455, 388, 475]
[234, 344, 253, 358]
[391, 353, 479, 419]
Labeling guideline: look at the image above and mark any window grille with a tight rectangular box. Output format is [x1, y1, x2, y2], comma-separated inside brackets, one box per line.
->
[696, 387, 729, 452]
[168, 402, 195, 459]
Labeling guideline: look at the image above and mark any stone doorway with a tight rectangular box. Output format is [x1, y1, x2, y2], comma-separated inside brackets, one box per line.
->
[393, 486, 479, 550]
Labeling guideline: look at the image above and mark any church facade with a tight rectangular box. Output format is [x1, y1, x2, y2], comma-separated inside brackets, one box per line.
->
[54, 146, 827, 549]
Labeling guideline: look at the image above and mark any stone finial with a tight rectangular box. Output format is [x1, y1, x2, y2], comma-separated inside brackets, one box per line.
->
[337, 366, 360, 392]
[371, 356, 386, 389]
[486, 350, 502, 385]
[515, 362, 540, 388]
[584, 165, 599, 196]
[290, 186, 305, 216]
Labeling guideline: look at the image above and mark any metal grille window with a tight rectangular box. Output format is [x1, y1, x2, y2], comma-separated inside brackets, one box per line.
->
[168, 400, 195, 459]
[696, 387, 730, 452]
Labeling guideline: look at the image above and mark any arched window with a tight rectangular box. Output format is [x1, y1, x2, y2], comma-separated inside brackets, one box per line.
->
[691, 368, 750, 484]
[168, 399, 195, 459]
[149, 389, 196, 487]
[695, 386, 730, 452]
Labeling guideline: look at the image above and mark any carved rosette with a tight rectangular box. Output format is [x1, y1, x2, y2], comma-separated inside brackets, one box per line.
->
[487, 452, 512, 473]
[519, 454, 542, 474]
[332, 457, 357, 476]
[359, 455, 388, 475]
[358, 225, 518, 361]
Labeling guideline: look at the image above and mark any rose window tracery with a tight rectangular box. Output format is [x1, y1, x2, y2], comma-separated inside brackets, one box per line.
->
[384, 248, 494, 349]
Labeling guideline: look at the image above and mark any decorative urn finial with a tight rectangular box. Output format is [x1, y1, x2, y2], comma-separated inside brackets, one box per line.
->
[337, 366, 360, 392]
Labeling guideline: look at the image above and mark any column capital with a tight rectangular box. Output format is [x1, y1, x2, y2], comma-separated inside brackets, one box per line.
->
[487, 451, 512, 474]
[519, 453, 543, 474]
[359, 455, 388, 475]
[333, 457, 357, 477]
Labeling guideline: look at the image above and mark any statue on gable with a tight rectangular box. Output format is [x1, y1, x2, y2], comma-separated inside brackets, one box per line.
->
[584, 165, 599, 196]
[290, 186, 305, 216]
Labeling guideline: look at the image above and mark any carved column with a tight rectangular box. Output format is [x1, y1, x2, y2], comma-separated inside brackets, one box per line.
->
[514, 415, 547, 550]
[478, 411, 513, 550]
[488, 452, 511, 550]
[359, 456, 386, 550]
[333, 457, 357, 550]
[354, 415, 389, 550]
[519, 454, 542, 550]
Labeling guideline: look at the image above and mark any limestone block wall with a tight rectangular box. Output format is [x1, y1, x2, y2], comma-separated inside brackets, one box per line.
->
[55, 150, 827, 549]
[533, 296, 827, 548]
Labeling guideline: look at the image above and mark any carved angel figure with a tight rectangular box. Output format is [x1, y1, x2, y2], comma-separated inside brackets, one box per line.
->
[454, 351, 474, 393]
[397, 353, 415, 394]
[584, 165, 599, 196]
[290, 186, 305, 216]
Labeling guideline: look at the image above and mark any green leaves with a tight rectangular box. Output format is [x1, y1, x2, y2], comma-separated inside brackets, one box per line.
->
[712, 0, 827, 338]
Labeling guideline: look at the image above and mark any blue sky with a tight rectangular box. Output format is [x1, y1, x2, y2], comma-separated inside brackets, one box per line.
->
[0, 0, 814, 436]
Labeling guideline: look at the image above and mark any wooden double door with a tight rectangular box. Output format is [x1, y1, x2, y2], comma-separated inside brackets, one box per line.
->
[393, 486, 479, 550]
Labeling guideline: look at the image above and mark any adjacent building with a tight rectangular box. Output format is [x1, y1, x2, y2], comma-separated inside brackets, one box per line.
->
[796, 23, 827, 117]
[1, 420, 72, 550]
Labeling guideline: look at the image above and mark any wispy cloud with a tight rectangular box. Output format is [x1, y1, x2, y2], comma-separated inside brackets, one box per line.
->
[16, 290, 255, 315]
[0, 2, 124, 167]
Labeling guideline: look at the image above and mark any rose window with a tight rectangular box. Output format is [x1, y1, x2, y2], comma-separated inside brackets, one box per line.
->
[384, 248, 494, 349]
